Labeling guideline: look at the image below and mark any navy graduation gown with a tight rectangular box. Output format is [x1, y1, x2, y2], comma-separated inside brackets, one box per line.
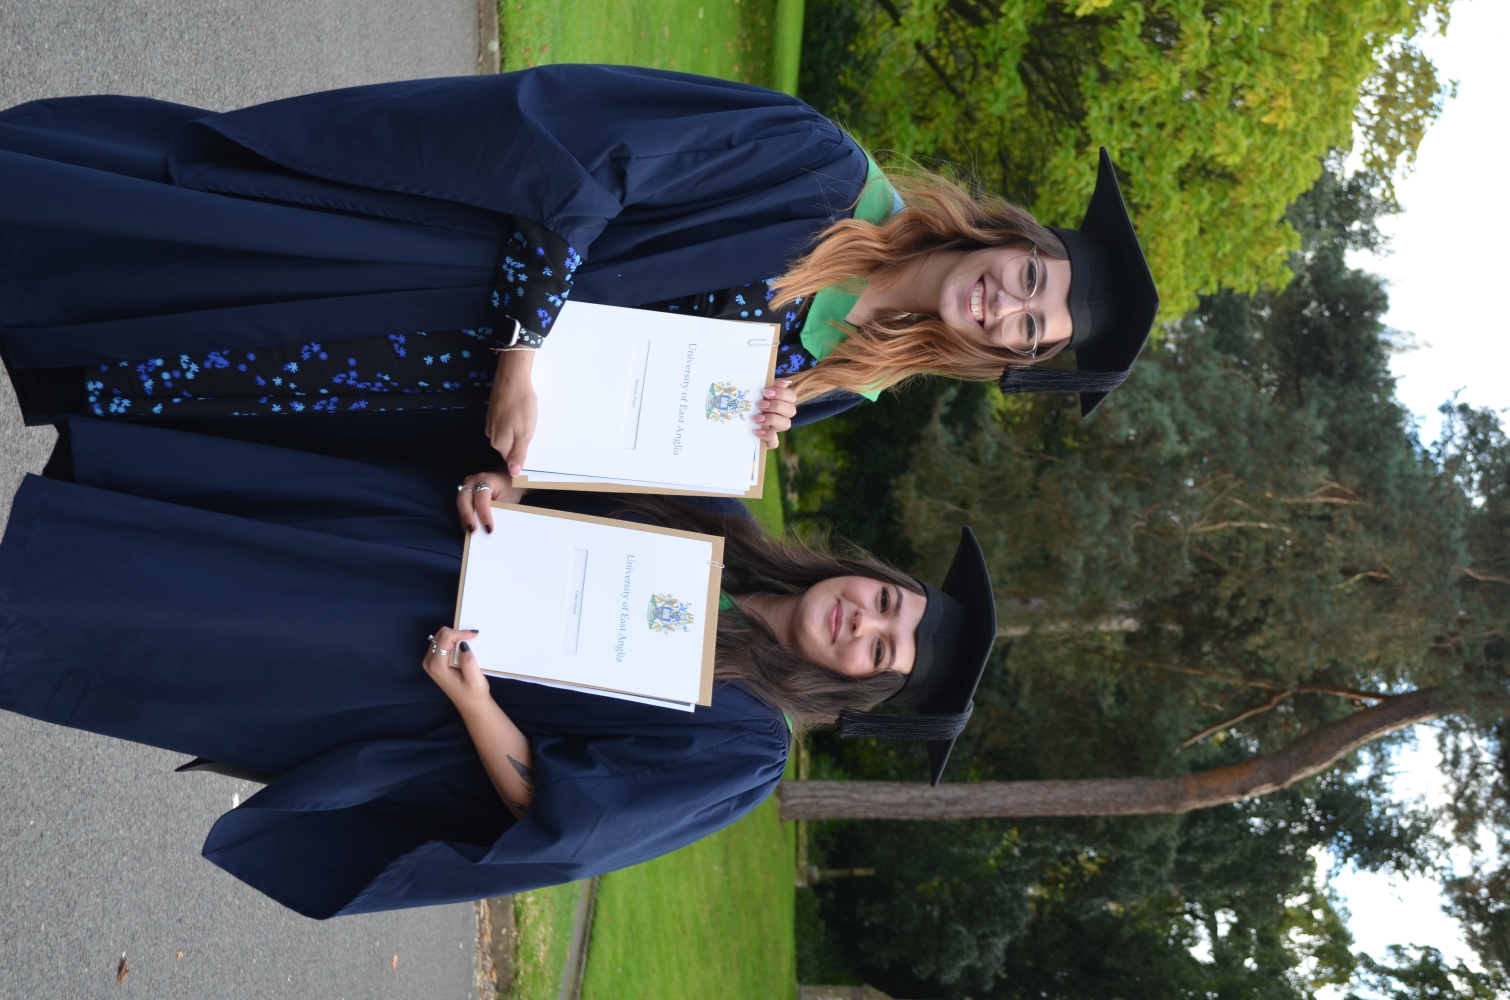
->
[0, 65, 868, 382]
[0, 417, 788, 918]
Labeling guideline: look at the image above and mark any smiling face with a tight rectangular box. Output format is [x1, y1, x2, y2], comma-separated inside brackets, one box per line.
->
[935, 241, 1074, 357]
[788, 575, 928, 679]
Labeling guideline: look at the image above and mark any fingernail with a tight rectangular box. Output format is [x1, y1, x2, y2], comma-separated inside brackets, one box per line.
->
[763, 389, 775, 397]
[484, 524, 492, 534]
[459, 641, 470, 653]
[467, 523, 475, 534]
[469, 628, 480, 633]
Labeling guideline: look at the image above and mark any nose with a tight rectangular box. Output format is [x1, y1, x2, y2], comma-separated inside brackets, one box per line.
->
[849, 605, 882, 637]
[992, 284, 1029, 316]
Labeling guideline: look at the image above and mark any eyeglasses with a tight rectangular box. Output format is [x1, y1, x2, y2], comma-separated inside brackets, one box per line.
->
[999, 246, 1045, 359]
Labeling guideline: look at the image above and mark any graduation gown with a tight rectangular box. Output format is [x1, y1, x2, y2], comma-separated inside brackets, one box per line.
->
[0, 65, 869, 443]
[0, 417, 789, 918]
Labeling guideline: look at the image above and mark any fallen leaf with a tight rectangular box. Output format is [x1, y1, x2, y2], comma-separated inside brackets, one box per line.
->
[176, 950, 183, 962]
[391, 953, 398, 970]
[116, 954, 130, 983]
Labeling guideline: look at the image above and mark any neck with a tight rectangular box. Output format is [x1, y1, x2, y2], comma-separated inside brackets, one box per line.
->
[738, 592, 799, 647]
[847, 249, 964, 324]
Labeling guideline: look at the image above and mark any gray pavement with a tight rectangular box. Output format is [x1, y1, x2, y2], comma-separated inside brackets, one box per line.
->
[1, 3, 488, 998]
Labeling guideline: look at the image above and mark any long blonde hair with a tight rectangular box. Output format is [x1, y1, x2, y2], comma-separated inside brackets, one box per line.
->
[773, 171, 1069, 403]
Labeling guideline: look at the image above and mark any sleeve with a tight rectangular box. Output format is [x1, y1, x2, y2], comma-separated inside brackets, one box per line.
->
[170, 65, 861, 258]
[793, 391, 864, 427]
[489, 218, 580, 345]
[201, 684, 789, 919]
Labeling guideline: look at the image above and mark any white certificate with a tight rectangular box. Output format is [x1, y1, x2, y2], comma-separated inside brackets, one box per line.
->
[516, 300, 780, 497]
[453, 503, 724, 708]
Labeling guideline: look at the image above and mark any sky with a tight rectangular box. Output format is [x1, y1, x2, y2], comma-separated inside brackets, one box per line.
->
[1320, 0, 1510, 988]
[1349, 0, 1510, 443]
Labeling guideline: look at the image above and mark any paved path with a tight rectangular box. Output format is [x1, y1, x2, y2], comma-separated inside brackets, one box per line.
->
[1, 3, 485, 998]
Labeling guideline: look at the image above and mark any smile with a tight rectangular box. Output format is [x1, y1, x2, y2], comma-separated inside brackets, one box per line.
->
[830, 599, 841, 643]
[969, 279, 985, 325]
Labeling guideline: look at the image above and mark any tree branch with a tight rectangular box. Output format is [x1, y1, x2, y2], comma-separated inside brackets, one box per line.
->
[778, 689, 1440, 820]
[1457, 566, 1510, 586]
[1174, 685, 1388, 752]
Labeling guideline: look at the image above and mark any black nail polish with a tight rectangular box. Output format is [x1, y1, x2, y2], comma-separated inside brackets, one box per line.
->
[469, 628, 480, 633]
[484, 524, 493, 534]
[467, 523, 475, 534]
[458, 641, 470, 653]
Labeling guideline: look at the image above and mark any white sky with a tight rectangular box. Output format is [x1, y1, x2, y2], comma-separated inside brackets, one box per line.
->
[1349, 0, 1510, 443]
[1321, 2, 1510, 989]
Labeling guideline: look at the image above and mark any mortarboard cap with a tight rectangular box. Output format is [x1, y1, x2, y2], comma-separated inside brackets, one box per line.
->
[998, 147, 1160, 416]
[837, 527, 998, 785]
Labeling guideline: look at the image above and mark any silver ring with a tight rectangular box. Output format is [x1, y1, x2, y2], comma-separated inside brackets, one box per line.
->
[456, 484, 466, 493]
[426, 634, 450, 657]
[472, 483, 492, 493]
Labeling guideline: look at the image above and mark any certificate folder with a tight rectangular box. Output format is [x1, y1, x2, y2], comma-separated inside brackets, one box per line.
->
[453, 503, 724, 711]
[514, 300, 781, 498]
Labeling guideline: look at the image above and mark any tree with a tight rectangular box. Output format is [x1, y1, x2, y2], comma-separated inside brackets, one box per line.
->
[779, 688, 1440, 819]
[803, 0, 1455, 316]
[785, 163, 1510, 997]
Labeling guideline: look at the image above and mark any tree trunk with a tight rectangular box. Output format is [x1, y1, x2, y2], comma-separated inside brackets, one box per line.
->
[778, 688, 1440, 821]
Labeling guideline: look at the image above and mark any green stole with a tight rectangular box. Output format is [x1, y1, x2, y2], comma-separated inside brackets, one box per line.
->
[798, 154, 901, 402]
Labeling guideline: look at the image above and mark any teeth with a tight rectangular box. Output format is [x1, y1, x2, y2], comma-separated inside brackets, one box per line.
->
[969, 281, 984, 323]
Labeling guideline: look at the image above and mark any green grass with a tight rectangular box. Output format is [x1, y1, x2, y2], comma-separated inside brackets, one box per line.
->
[499, 7, 800, 999]
[500, 0, 804, 94]
[582, 795, 797, 1000]
[503, 881, 581, 1000]
[741, 447, 787, 535]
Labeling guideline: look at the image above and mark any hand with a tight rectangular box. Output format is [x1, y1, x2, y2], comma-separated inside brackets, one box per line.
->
[486, 350, 537, 475]
[752, 379, 797, 448]
[422, 626, 491, 711]
[457, 471, 524, 535]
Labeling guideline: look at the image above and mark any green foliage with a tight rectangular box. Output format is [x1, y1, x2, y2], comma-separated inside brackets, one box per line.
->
[803, 0, 1454, 316]
[809, 771, 1419, 998]
[792, 160, 1510, 998]
[1349, 945, 1509, 1000]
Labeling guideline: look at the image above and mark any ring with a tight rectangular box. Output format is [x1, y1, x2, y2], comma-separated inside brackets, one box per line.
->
[426, 634, 450, 656]
[472, 483, 493, 493]
[456, 484, 466, 493]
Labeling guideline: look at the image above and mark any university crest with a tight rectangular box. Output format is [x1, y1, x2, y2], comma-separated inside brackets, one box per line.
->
[704, 381, 752, 423]
[646, 593, 696, 634]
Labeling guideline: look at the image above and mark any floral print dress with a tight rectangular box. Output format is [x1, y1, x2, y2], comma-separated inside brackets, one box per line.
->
[88, 227, 820, 418]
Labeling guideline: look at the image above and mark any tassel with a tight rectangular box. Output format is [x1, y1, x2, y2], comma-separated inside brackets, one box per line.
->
[836, 708, 971, 741]
[998, 366, 1128, 396]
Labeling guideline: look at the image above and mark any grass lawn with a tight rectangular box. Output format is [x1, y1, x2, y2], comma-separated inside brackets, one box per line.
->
[500, 0, 805, 94]
[503, 881, 581, 1000]
[582, 795, 796, 1000]
[499, 6, 800, 997]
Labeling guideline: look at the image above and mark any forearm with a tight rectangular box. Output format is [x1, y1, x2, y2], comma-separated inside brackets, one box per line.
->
[457, 698, 536, 819]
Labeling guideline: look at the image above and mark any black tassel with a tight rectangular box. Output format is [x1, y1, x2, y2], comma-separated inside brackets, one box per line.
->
[836, 708, 971, 741]
[998, 366, 1128, 396]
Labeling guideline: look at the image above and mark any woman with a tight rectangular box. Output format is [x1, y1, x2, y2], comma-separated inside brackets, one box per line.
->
[0, 417, 995, 918]
[0, 66, 1159, 475]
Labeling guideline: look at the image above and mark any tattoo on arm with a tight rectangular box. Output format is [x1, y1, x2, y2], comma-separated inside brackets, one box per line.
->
[506, 754, 535, 787]
[505, 798, 530, 819]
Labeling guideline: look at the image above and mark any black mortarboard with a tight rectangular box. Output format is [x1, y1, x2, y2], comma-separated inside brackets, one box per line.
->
[837, 528, 997, 785]
[998, 147, 1160, 416]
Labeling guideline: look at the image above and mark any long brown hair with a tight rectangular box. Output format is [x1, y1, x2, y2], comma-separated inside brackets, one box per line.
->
[526, 493, 920, 735]
[774, 171, 1069, 402]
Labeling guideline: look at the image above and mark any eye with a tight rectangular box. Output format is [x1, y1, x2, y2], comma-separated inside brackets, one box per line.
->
[1024, 259, 1040, 296]
[1024, 313, 1039, 344]
[879, 587, 890, 613]
[874, 638, 885, 669]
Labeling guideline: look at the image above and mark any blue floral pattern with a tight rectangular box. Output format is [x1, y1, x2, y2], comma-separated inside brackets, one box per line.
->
[88, 332, 502, 417]
[90, 232, 811, 418]
[643, 280, 817, 377]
